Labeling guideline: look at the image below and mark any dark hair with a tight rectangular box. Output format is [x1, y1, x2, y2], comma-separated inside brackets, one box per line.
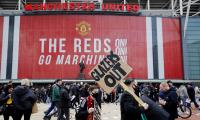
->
[55, 79, 62, 83]
[124, 78, 134, 85]
[88, 85, 98, 92]
[167, 80, 172, 84]
[4, 85, 13, 93]
[84, 83, 90, 89]
[8, 80, 13, 84]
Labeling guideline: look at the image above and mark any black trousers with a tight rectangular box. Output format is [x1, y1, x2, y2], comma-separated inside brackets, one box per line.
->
[58, 108, 70, 120]
[191, 97, 199, 108]
[14, 109, 32, 120]
[3, 106, 15, 120]
[55, 102, 62, 120]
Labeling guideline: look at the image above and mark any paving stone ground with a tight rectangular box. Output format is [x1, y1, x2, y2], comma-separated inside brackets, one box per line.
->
[0, 103, 199, 120]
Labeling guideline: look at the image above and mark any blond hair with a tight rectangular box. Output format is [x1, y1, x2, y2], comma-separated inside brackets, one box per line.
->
[21, 78, 32, 86]
[160, 82, 169, 91]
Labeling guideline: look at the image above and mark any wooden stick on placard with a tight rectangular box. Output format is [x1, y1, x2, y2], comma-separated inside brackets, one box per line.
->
[118, 80, 145, 107]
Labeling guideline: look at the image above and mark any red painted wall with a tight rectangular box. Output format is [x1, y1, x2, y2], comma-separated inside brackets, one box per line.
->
[18, 15, 147, 79]
[162, 18, 183, 79]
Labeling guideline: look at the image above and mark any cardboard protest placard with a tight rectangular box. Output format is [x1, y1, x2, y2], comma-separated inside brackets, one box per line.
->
[89, 54, 132, 93]
[89, 53, 145, 106]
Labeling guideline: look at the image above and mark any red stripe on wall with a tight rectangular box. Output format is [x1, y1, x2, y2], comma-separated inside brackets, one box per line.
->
[162, 18, 183, 79]
[18, 15, 148, 79]
[0, 17, 3, 74]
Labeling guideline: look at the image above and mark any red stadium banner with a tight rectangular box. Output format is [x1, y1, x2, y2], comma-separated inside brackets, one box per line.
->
[18, 15, 147, 79]
[162, 18, 183, 79]
[15, 15, 183, 80]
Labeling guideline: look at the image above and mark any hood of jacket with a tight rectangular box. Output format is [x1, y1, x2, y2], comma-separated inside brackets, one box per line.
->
[14, 86, 29, 97]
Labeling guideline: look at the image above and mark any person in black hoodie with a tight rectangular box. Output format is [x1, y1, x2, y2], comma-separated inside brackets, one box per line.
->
[13, 79, 37, 120]
[120, 79, 149, 120]
[0, 85, 14, 120]
[187, 83, 200, 109]
[159, 82, 178, 120]
[79, 83, 90, 98]
[58, 84, 71, 120]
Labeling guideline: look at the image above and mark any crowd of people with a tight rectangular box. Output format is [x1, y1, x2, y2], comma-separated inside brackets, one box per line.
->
[0, 79, 200, 120]
[0, 79, 37, 120]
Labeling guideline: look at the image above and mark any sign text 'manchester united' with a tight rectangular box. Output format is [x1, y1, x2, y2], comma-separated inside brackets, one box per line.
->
[24, 2, 140, 12]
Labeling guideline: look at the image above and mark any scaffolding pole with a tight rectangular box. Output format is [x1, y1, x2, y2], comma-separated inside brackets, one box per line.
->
[191, 11, 200, 17]
[99, 0, 103, 9]
[180, 0, 183, 15]
[171, 0, 174, 10]
[43, 0, 46, 4]
[18, 0, 21, 10]
[176, 0, 199, 12]
[174, 0, 178, 7]
[172, 0, 178, 16]
[147, 0, 150, 10]
[124, 0, 126, 11]
[184, 0, 191, 38]
[61, 0, 65, 3]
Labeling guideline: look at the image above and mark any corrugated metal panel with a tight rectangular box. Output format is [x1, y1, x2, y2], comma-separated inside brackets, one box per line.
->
[0, 17, 3, 78]
[182, 17, 200, 80]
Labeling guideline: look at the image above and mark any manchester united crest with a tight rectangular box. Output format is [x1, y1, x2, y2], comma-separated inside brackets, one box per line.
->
[76, 21, 91, 36]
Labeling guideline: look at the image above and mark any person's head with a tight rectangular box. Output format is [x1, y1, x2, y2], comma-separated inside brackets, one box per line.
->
[88, 85, 98, 96]
[167, 80, 173, 87]
[159, 82, 170, 92]
[141, 87, 150, 96]
[187, 83, 193, 88]
[124, 78, 137, 89]
[84, 83, 90, 90]
[21, 78, 33, 87]
[63, 83, 69, 90]
[56, 79, 63, 86]
[8, 80, 13, 86]
[5, 85, 13, 94]
[110, 50, 113, 55]
[80, 60, 84, 64]
[66, 85, 71, 90]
